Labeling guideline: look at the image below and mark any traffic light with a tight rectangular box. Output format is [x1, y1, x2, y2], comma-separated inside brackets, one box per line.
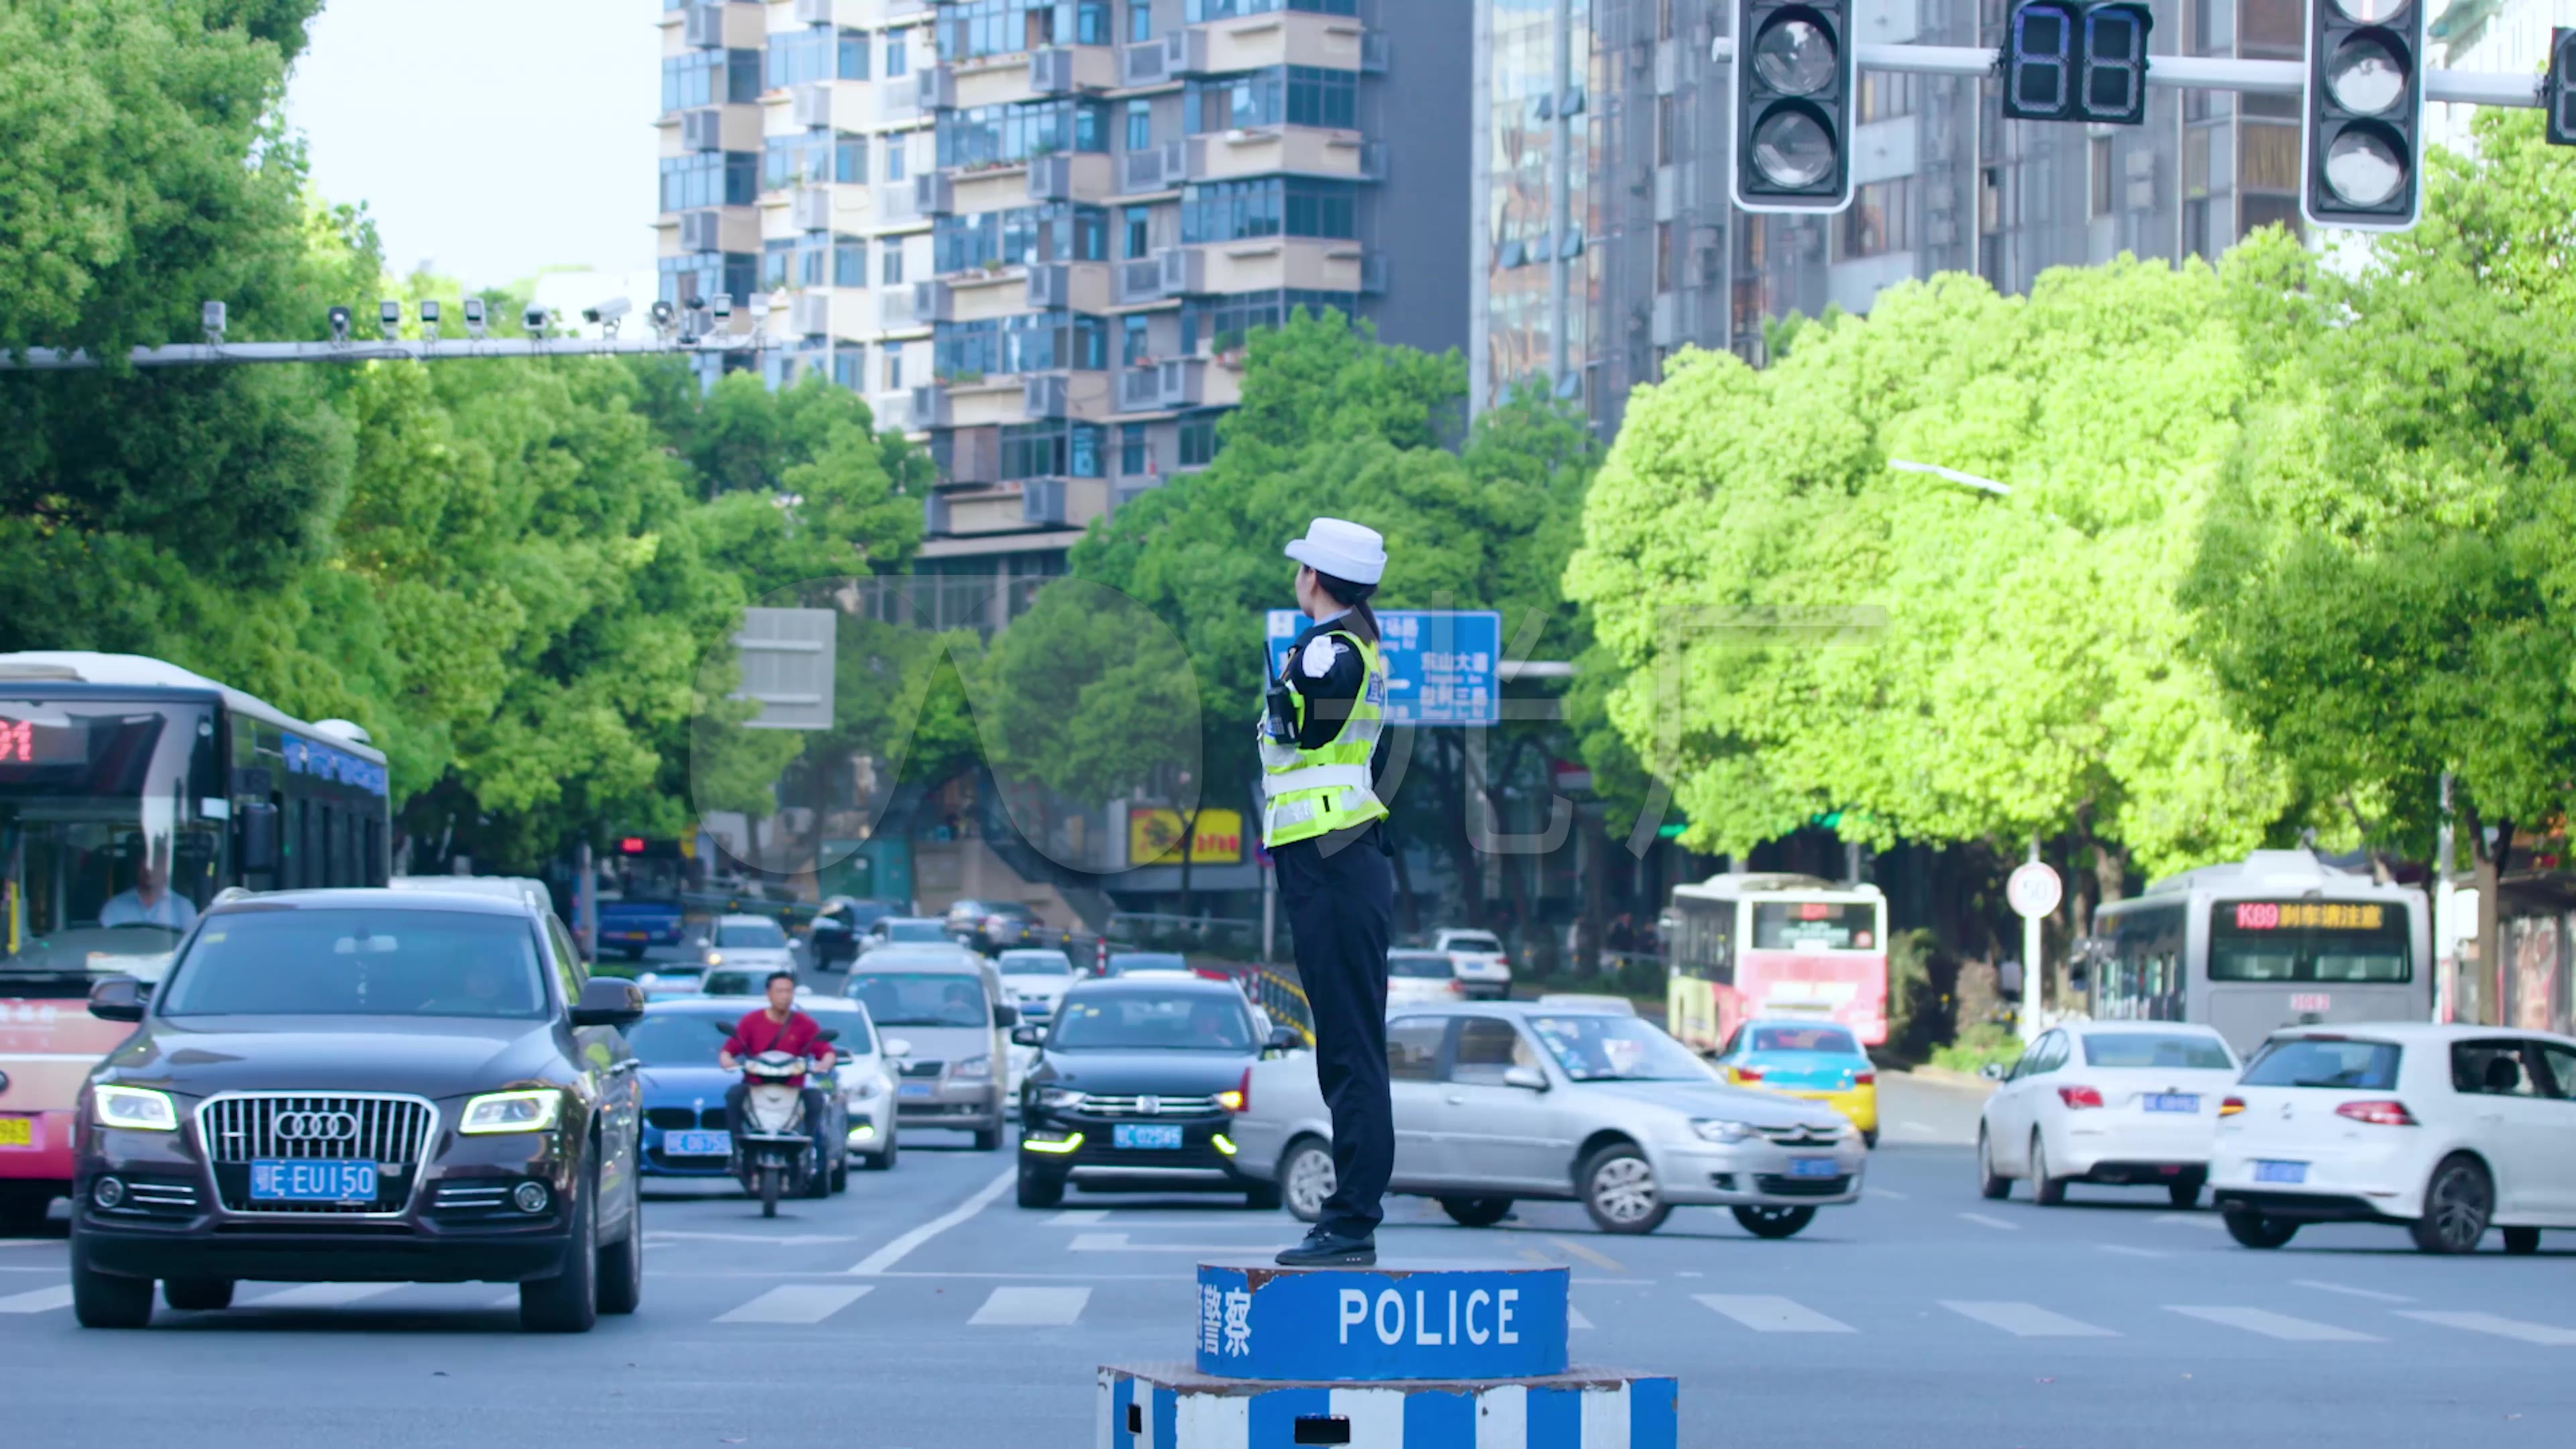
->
[1731, 0, 1858, 213]
[2548, 26, 2576, 148]
[2000, 2, 2153, 125]
[2302, 0, 2427, 231]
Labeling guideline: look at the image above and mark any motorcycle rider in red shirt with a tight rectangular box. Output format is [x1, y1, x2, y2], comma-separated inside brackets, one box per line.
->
[720, 972, 837, 1173]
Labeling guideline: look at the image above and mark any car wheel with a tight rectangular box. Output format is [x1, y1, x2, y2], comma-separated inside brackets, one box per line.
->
[2168, 1177, 2203, 1211]
[1279, 1137, 1336, 1225]
[2030, 1133, 2066, 1206]
[70, 1238, 153, 1329]
[1976, 1128, 2010, 1200]
[1733, 1205, 1817, 1240]
[595, 1173, 643, 1318]
[830, 1157, 850, 1193]
[1579, 1142, 1672, 1236]
[162, 1277, 234, 1312]
[973, 1127, 1002, 1152]
[1016, 1165, 1065, 1210]
[1438, 1197, 1513, 1228]
[1862, 1129, 1878, 1150]
[2503, 1226, 2542, 1255]
[2222, 1205, 2299, 1249]
[2411, 1155, 2494, 1255]
[520, 1171, 600, 1333]
[867, 1136, 898, 1171]
[1243, 1181, 1283, 1212]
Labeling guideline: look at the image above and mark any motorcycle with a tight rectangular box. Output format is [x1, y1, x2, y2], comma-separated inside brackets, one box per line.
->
[714, 1023, 839, 1218]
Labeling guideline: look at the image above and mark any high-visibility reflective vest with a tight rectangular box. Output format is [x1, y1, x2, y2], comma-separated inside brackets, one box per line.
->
[1258, 628, 1389, 848]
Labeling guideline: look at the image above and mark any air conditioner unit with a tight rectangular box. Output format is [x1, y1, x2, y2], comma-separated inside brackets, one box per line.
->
[792, 84, 832, 129]
[1030, 47, 1073, 95]
[916, 65, 955, 110]
[1121, 40, 1170, 88]
[682, 109, 723, 153]
[684, 4, 725, 49]
[793, 0, 833, 23]
[1022, 477, 1068, 525]
[914, 171, 953, 215]
[1026, 263, 1067, 309]
[792, 189, 833, 231]
[679, 211, 723, 252]
[1023, 374, 1068, 418]
[791, 294, 831, 336]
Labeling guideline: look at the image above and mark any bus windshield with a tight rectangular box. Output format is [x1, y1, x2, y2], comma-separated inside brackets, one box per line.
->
[1, 698, 222, 981]
[1750, 901, 1878, 951]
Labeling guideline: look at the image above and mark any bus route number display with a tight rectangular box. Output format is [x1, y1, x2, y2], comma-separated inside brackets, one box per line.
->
[0, 714, 85, 767]
[2233, 902, 2385, 931]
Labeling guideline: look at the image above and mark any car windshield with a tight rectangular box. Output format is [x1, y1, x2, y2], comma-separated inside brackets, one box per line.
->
[2241, 1037, 2402, 1090]
[1049, 991, 1252, 1051]
[1389, 951, 1453, 978]
[1527, 1014, 1709, 1081]
[700, 969, 775, 996]
[1000, 952, 1071, 975]
[2083, 1032, 2235, 1070]
[627, 1012, 733, 1065]
[158, 908, 548, 1018]
[1444, 933, 1502, 953]
[881, 920, 947, 942]
[847, 971, 988, 1027]
[1109, 953, 1188, 974]
[714, 920, 788, 949]
[804, 1008, 873, 1056]
[1750, 1025, 1860, 1055]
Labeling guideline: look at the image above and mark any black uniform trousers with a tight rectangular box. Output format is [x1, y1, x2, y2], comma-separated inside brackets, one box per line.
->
[1274, 820, 1396, 1238]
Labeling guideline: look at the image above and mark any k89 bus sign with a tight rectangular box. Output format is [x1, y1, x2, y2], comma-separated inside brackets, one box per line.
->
[1267, 609, 1503, 727]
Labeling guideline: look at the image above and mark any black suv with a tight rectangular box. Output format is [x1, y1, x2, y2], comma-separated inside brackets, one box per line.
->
[69, 888, 646, 1332]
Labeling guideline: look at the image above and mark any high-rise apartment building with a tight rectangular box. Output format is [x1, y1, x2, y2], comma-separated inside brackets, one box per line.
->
[1469, 0, 2361, 435]
[661, 1, 1470, 637]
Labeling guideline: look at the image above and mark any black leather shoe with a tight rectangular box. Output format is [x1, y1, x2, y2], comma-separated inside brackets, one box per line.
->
[1275, 1226, 1377, 1267]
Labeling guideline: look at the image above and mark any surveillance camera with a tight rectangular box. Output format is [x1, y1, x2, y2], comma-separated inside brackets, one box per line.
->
[710, 293, 733, 320]
[461, 297, 488, 339]
[649, 298, 676, 331]
[378, 299, 402, 339]
[327, 305, 352, 343]
[201, 301, 226, 343]
[524, 304, 550, 334]
[418, 299, 441, 342]
[582, 297, 631, 325]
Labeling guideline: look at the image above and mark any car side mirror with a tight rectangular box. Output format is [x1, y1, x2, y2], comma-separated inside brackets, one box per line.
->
[1503, 1065, 1549, 1091]
[572, 977, 646, 1028]
[993, 1002, 1019, 1027]
[89, 975, 149, 1023]
[883, 1036, 913, 1059]
[1010, 1024, 1045, 1048]
[1980, 1061, 2009, 1081]
[1263, 1026, 1301, 1057]
[237, 801, 280, 874]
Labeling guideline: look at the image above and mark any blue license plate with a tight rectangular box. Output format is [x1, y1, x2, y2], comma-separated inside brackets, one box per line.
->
[1787, 1156, 1839, 1179]
[250, 1159, 378, 1202]
[665, 1130, 731, 1157]
[2254, 1160, 2308, 1184]
[898, 1082, 934, 1099]
[1113, 1123, 1183, 1150]
[2143, 1093, 2200, 1114]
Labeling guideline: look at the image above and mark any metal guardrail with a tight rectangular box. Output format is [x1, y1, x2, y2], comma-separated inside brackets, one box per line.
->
[1243, 965, 1313, 1046]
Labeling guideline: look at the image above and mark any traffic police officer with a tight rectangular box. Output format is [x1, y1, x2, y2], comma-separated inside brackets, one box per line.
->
[1265, 518, 1398, 1267]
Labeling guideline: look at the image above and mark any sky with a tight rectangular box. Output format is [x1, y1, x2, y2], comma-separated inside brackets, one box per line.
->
[283, 0, 663, 290]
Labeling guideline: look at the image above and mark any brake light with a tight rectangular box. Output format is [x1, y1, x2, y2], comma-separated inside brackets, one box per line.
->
[2057, 1085, 2104, 1109]
[2219, 1096, 2246, 1117]
[1852, 1069, 1876, 1085]
[1729, 1066, 1764, 1083]
[2335, 1099, 2417, 1127]
[1446, 979, 1466, 996]
[1218, 1068, 1250, 1115]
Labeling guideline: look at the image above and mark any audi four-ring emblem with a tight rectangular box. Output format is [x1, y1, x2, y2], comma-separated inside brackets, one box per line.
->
[272, 1111, 360, 1141]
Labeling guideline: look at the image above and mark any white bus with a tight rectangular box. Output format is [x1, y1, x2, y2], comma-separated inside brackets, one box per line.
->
[2090, 850, 2430, 1057]
[1664, 874, 1890, 1052]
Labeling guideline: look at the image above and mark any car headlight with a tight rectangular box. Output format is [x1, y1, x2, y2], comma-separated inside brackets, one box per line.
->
[1691, 1118, 1760, 1144]
[93, 1085, 179, 1132]
[1036, 1086, 1084, 1110]
[953, 1055, 992, 1080]
[704, 951, 724, 965]
[459, 1089, 565, 1134]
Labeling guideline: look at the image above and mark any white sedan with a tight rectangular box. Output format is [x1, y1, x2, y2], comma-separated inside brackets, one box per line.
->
[1977, 1021, 2242, 1208]
[2211, 1022, 2576, 1254]
[704, 912, 799, 979]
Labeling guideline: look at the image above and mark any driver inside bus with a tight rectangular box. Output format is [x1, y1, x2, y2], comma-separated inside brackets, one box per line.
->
[100, 853, 197, 931]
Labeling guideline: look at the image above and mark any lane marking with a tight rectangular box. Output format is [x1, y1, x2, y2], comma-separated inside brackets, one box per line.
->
[1898, 1120, 1939, 1133]
[716, 1283, 875, 1324]
[0, 1285, 72, 1314]
[644, 1231, 859, 1247]
[2164, 1305, 2380, 1342]
[1069, 1233, 1267, 1253]
[2154, 1214, 2224, 1230]
[2295, 1279, 2415, 1305]
[1695, 1293, 1856, 1334]
[248, 1283, 411, 1308]
[2098, 1245, 2169, 1259]
[1866, 1187, 1910, 1201]
[1942, 1300, 2118, 1338]
[1957, 1212, 2019, 1231]
[1569, 1307, 1595, 1330]
[969, 1285, 1091, 1326]
[848, 1168, 1014, 1275]
[1045, 1210, 1109, 1226]
[1547, 1236, 1626, 1272]
[2397, 1310, 2576, 1346]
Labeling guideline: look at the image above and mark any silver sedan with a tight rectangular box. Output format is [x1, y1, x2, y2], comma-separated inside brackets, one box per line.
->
[1228, 1002, 1865, 1236]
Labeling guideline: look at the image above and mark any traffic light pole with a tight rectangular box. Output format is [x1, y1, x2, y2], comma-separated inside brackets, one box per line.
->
[0, 335, 763, 372]
[1711, 37, 2546, 107]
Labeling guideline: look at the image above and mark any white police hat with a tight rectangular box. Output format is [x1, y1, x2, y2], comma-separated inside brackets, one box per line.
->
[1284, 517, 1386, 586]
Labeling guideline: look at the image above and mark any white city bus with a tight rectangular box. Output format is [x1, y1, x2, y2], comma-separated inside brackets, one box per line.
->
[2090, 850, 2431, 1057]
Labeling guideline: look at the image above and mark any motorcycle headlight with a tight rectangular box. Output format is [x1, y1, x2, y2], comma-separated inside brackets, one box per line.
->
[93, 1085, 179, 1132]
[953, 1055, 992, 1080]
[1036, 1086, 1084, 1110]
[1691, 1118, 1759, 1144]
[459, 1089, 565, 1135]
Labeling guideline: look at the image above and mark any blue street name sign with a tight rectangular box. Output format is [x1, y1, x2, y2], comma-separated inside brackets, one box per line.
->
[1193, 1261, 1570, 1382]
[1267, 609, 1503, 727]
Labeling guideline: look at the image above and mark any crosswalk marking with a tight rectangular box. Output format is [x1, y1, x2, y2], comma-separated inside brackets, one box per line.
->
[1696, 1294, 1856, 1334]
[2155, 1214, 2225, 1230]
[1957, 1212, 2019, 1231]
[969, 1286, 1091, 1326]
[1568, 1307, 1595, 1330]
[2397, 1311, 2576, 1346]
[2165, 1305, 2381, 1342]
[0, 1285, 72, 1314]
[716, 1283, 875, 1324]
[2296, 1279, 2415, 1305]
[1866, 1186, 1911, 1201]
[248, 1283, 409, 1308]
[1045, 1210, 1108, 1226]
[2098, 1245, 2169, 1259]
[1942, 1300, 2120, 1338]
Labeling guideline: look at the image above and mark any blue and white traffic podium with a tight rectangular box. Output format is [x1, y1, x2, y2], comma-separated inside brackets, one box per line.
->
[1096, 1261, 1677, 1448]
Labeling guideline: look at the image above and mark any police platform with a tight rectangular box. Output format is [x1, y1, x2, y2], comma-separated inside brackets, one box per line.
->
[1095, 1260, 1677, 1448]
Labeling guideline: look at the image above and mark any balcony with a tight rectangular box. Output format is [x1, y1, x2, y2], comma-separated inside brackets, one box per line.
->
[1114, 256, 1172, 306]
[877, 180, 924, 225]
[871, 389, 912, 431]
[1029, 46, 1118, 96]
[1148, 239, 1374, 297]
[664, 103, 761, 150]
[1116, 358, 1235, 414]
[669, 207, 759, 254]
[1169, 15, 1374, 76]
[1022, 370, 1114, 421]
[1120, 39, 1174, 88]
[877, 83, 920, 123]
[790, 293, 832, 336]
[913, 376, 1028, 430]
[1026, 152, 1113, 203]
[913, 269, 1026, 325]
[1022, 478, 1068, 526]
[1118, 141, 1186, 194]
[792, 83, 833, 129]
[1185, 129, 1382, 184]
[952, 162, 1030, 215]
[1025, 262, 1109, 312]
[1157, 246, 1206, 296]
[681, 109, 723, 153]
[876, 286, 921, 330]
[914, 171, 954, 215]
[790, 187, 833, 231]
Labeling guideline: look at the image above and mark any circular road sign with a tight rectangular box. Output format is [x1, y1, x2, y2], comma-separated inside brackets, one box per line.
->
[2006, 861, 2063, 920]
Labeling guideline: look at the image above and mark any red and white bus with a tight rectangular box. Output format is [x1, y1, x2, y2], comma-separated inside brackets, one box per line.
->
[1663, 873, 1889, 1053]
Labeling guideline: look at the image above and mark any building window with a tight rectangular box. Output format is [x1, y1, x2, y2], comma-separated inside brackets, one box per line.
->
[838, 136, 869, 184]
[1657, 0, 1674, 40]
[2240, 123, 2300, 195]
[1656, 95, 1676, 166]
[883, 244, 906, 285]
[1181, 288, 1345, 346]
[1178, 178, 1358, 243]
[1123, 205, 1152, 258]
[941, 0, 1081, 58]
[1177, 415, 1218, 467]
[935, 203, 1112, 272]
[767, 28, 873, 90]
[884, 349, 904, 391]
[2239, 0, 2300, 56]
[833, 351, 865, 390]
[1002, 421, 1106, 480]
[885, 32, 909, 77]
[1130, 1, 1153, 41]
[1078, 0, 1111, 44]
[1187, 0, 1358, 17]
[935, 314, 1108, 375]
[835, 237, 869, 287]
[2090, 138, 2114, 218]
[1978, 165, 2002, 235]
[2239, 194, 2303, 242]
[1122, 314, 1150, 364]
[1184, 67, 1355, 132]
[937, 99, 1111, 168]
[1856, 71, 1915, 124]
[661, 152, 761, 211]
[885, 136, 908, 182]
[1120, 422, 1148, 474]
[662, 49, 764, 111]
[1126, 99, 1154, 152]
[763, 237, 795, 290]
[1841, 177, 1910, 258]
[1654, 222, 1672, 292]
[800, 237, 828, 287]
